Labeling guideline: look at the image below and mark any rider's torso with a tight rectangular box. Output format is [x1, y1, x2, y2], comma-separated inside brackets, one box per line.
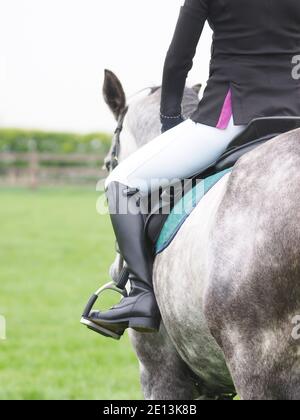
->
[191, 0, 300, 127]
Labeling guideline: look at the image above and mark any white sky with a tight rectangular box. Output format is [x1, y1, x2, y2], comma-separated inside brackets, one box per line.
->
[0, 0, 212, 133]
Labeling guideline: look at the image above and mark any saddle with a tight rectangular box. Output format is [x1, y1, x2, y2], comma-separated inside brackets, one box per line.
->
[145, 117, 300, 254]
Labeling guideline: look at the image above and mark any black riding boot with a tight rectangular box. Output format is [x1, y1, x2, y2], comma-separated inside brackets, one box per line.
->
[90, 182, 161, 334]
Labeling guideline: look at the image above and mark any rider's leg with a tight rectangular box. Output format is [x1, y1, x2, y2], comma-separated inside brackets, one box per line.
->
[105, 116, 245, 193]
[90, 116, 246, 334]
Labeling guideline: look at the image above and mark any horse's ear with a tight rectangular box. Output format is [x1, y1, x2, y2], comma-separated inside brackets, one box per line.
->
[102, 69, 126, 120]
[192, 83, 202, 95]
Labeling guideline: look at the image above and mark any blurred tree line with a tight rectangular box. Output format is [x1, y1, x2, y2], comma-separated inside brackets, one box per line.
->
[0, 128, 112, 154]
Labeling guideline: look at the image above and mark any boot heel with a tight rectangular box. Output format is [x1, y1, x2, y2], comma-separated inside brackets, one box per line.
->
[129, 317, 161, 333]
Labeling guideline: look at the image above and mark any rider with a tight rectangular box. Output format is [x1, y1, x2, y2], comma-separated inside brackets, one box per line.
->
[90, 0, 300, 336]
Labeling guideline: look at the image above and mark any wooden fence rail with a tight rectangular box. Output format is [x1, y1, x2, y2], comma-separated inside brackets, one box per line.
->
[0, 152, 106, 188]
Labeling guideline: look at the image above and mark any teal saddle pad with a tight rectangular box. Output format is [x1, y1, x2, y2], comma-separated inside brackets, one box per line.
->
[155, 168, 232, 255]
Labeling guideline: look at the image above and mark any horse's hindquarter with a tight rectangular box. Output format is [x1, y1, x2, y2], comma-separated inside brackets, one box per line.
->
[155, 129, 300, 398]
[154, 173, 234, 394]
[204, 130, 300, 399]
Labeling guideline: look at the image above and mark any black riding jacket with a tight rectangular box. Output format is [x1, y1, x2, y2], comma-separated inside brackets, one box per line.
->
[160, 0, 300, 127]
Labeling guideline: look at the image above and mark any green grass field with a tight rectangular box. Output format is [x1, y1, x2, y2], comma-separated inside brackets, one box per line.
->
[0, 188, 142, 400]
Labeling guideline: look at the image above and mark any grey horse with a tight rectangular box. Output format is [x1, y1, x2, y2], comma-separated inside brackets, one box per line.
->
[102, 69, 300, 400]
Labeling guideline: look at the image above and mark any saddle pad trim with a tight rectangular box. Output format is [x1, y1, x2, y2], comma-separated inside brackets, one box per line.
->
[155, 168, 232, 255]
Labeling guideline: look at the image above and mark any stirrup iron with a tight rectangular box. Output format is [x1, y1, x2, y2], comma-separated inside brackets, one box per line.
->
[80, 268, 129, 340]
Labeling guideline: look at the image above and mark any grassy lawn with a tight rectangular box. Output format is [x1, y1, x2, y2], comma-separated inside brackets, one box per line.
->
[0, 187, 142, 400]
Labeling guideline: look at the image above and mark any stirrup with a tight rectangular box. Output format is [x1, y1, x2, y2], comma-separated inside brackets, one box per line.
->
[80, 269, 129, 340]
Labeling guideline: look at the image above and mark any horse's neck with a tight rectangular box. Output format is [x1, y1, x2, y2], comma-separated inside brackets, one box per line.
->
[119, 120, 160, 162]
[119, 120, 139, 161]
[119, 86, 199, 162]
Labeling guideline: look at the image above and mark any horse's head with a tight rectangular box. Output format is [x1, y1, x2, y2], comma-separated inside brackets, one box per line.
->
[102, 68, 201, 280]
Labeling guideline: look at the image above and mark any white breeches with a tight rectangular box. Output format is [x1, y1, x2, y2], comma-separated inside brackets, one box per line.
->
[105, 116, 246, 195]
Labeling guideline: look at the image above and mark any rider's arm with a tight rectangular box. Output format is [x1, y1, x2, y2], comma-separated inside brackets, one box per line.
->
[160, 0, 208, 129]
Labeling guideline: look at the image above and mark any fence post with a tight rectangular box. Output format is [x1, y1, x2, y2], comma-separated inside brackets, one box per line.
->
[29, 152, 39, 189]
